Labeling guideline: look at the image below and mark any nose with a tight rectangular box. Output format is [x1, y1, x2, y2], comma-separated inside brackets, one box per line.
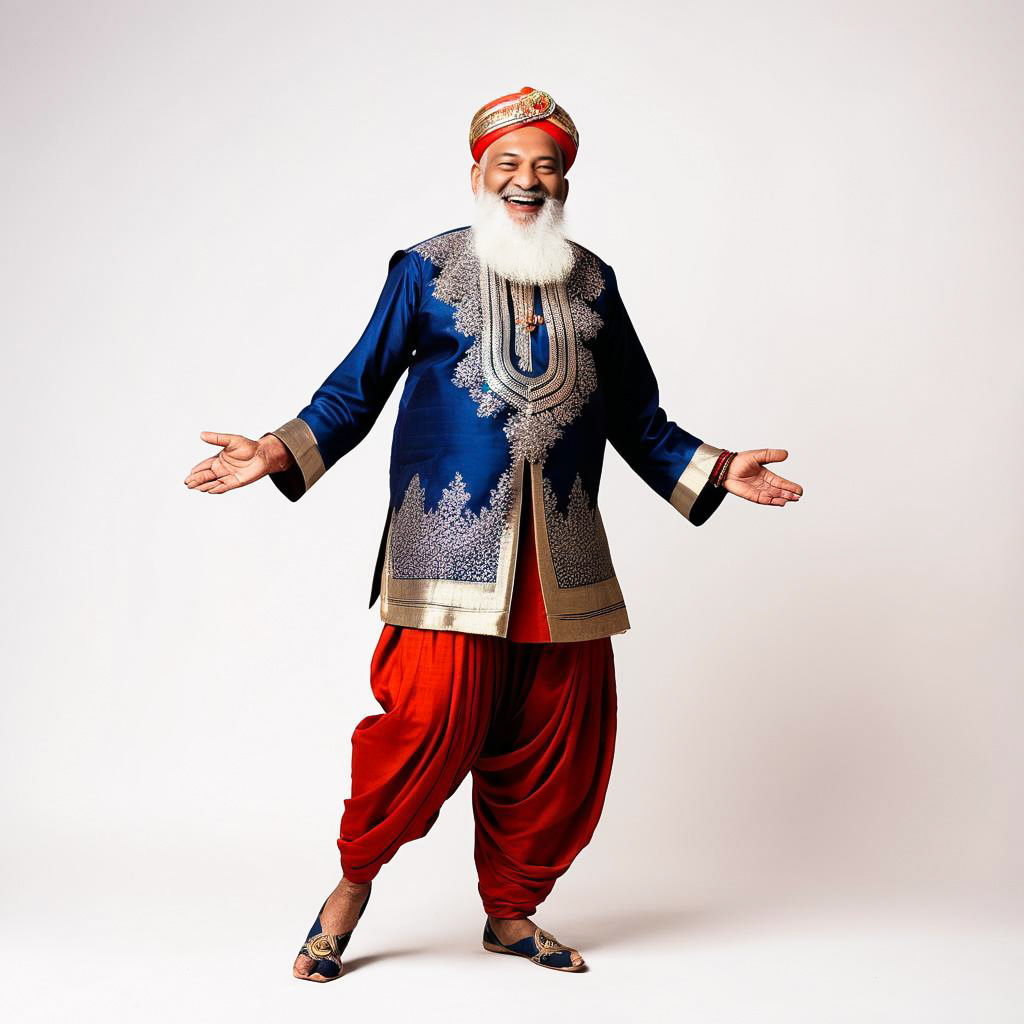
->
[512, 165, 541, 191]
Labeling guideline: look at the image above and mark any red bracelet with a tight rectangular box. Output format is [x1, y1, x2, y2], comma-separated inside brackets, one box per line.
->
[712, 450, 737, 487]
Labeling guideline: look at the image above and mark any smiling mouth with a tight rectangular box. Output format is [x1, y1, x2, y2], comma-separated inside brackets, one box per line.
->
[503, 195, 545, 209]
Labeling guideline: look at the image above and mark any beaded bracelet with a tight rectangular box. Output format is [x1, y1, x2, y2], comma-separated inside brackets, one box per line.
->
[712, 450, 738, 487]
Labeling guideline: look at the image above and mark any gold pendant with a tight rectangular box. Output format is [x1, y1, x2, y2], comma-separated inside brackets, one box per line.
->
[515, 312, 544, 332]
[511, 281, 542, 372]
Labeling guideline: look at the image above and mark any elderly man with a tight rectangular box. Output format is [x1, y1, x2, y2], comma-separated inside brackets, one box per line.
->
[184, 86, 803, 978]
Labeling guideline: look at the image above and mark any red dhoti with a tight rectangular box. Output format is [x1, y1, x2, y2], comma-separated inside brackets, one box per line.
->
[337, 486, 618, 917]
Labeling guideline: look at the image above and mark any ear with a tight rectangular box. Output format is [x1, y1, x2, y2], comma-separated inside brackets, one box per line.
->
[561, 176, 570, 204]
[470, 162, 482, 195]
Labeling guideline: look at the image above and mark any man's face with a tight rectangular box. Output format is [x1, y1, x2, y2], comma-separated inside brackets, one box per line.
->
[470, 125, 569, 223]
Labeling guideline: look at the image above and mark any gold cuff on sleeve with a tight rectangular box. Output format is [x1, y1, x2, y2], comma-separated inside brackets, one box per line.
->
[669, 443, 725, 522]
[266, 417, 326, 502]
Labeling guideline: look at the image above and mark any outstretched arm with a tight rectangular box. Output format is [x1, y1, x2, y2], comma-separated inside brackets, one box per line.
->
[601, 266, 802, 521]
[182, 248, 421, 500]
[602, 266, 729, 525]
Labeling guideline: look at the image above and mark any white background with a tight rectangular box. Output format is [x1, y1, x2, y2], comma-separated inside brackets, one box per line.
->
[2, 1, 1021, 1020]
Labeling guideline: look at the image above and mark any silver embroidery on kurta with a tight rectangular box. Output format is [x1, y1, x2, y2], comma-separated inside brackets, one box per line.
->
[404, 228, 609, 587]
[412, 227, 605, 466]
[414, 231, 505, 418]
[542, 474, 616, 588]
[389, 468, 514, 582]
[509, 279, 535, 372]
[413, 230, 485, 340]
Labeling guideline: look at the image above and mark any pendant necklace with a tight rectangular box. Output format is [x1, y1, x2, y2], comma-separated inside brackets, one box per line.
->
[510, 280, 543, 373]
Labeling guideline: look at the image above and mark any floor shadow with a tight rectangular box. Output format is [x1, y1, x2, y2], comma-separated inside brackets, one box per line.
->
[341, 946, 430, 974]
[320, 905, 745, 972]
[566, 905, 734, 950]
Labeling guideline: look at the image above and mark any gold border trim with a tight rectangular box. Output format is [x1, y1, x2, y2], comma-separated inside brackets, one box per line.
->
[267, 417, 326, 499]
[379, 458, 526, 635]
[377, 459, 632, 640]
[529, 462, 630, 642]
[669, 443, 724, 520]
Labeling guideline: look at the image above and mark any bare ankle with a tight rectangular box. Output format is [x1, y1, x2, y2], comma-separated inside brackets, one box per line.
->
[336, 876, 371, 897]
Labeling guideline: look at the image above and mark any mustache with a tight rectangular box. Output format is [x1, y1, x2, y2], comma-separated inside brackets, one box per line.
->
[500, 185, 551, 201]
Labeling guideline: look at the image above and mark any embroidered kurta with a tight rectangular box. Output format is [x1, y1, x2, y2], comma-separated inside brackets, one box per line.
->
[267, 226, 728, 641]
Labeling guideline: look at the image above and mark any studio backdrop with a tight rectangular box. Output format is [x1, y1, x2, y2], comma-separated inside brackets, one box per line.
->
[2, 2, 1021, 1021]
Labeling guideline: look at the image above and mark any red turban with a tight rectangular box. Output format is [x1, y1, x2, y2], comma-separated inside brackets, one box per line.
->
[469, 87, 579, 173]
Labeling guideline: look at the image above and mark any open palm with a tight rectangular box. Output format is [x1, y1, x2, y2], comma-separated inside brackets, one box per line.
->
[183, 432, 272, 494]
[722, 449, 803, 506]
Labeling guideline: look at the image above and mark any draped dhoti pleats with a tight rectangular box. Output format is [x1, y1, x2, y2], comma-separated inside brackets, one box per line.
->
[336, 623, 618, 918]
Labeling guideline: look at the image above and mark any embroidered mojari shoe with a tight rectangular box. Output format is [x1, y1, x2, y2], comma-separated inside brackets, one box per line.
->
[482, 919, 586, 972]
[294, 884, 372, 982]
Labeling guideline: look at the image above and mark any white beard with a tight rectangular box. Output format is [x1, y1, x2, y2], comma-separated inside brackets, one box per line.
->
[470, 187, 575, 284]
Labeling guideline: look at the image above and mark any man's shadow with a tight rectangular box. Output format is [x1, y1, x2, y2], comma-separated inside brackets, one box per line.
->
[565, 906, 724, 950]
[341, 948, 427, 974]
[340, 904, 726, 972]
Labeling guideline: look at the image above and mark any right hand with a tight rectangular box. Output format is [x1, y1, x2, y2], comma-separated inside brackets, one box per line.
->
[183, 431, 290, 494]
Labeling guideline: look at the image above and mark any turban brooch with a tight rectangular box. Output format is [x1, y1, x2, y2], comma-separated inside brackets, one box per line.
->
[469, 87, 579, 172]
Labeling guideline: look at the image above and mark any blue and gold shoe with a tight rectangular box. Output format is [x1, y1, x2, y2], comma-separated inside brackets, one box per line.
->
[482, 919, 586, 972]
[294, 884, 371, 982]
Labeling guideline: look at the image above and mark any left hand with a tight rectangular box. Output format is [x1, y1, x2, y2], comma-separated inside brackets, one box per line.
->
[721, 449, 803, 506]
[183, 431, 286, 494]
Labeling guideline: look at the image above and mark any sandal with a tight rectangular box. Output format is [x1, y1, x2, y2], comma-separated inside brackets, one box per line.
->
[295, 883, 372, 982]
[482, 919, 585, 972]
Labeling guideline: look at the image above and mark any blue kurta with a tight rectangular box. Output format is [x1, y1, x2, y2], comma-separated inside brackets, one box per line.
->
[268, 226, 727, 640]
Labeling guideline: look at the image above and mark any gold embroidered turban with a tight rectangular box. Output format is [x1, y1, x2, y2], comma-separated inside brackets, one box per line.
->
[469, 86, 579, 172]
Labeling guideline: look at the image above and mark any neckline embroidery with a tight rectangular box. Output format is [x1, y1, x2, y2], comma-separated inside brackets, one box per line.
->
[412, 228, 605, 466]
[480, 266, 578, 414]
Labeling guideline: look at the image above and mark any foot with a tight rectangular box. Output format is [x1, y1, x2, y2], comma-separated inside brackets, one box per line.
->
[486, 915, 585, 970]
[293, 877, 371, 981]
[487, 915, 537, 945]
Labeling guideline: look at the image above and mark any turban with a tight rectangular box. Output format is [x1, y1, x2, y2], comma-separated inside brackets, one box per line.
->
[469, 87, 579, 173]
